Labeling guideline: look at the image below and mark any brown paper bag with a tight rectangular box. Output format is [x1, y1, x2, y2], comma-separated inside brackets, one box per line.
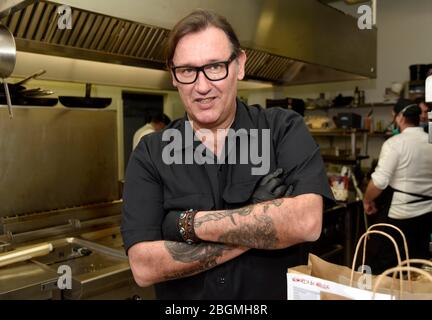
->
[287, 223, 432, 300]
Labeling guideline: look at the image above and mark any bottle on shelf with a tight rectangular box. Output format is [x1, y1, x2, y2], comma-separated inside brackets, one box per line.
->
[353, 86, 360, 107]
[359, 90, 365, 105]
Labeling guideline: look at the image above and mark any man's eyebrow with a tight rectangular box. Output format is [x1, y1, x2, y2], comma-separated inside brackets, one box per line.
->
[174, 58, 225, 67]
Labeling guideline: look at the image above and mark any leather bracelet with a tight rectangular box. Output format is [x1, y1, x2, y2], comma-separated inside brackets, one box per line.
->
[178, 209, 200, 244]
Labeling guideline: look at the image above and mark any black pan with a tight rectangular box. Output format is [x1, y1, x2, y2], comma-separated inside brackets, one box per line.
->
[0, 69, 47, 94]
[59, 83, 112, 109]
[0, 96, 58, 106]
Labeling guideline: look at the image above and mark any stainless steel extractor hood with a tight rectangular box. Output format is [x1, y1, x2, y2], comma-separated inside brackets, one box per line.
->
[0, 0, 377, 85]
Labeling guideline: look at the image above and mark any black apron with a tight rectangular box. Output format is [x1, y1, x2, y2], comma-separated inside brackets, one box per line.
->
[365, 186, 432, 274]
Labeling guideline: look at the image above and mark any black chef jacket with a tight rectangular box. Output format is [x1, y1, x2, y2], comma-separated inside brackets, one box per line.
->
[121, 99, 334, 299]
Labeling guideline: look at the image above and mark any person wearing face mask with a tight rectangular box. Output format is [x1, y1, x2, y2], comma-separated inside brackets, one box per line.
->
[415, 97, 431, 133]
[363, 98, 432, 274]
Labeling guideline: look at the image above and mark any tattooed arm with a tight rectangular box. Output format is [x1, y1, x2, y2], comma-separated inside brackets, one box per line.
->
[194, 194, 323, 250]
[127, 240, 248, 287]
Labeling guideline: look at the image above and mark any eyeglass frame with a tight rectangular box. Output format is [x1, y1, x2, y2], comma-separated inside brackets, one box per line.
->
[171, 52, 238, 84]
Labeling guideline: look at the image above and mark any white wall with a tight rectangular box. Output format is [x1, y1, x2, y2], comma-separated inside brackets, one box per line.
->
[244, 0, 432, 168]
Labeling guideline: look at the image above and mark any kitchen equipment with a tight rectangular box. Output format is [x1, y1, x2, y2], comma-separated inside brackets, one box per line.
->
[59, 83, 112, 109]
[333, 94, 354, 107]
[410, 64, 429, 81]
[0, 242, 53, 268]
[0, 24, 16, 118]
[0, 69, 57, 106]
[335, 113, 362, 129]
[0, 96, 59, 106]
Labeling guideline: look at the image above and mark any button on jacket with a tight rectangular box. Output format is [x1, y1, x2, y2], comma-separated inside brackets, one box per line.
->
[121, 99, 333, 299]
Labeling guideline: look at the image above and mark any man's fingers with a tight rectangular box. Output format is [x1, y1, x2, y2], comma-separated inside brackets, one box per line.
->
[273, 185, 288, 197]
[284, 184, 294, 196]
[265, 177, 285, 191]
[259, 168, 284, 186]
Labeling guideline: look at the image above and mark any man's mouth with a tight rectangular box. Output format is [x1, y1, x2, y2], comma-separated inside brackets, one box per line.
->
[195, 97, 216, 104]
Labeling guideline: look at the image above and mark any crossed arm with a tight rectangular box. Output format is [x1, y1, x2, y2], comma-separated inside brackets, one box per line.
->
[128, 194, 322, 287]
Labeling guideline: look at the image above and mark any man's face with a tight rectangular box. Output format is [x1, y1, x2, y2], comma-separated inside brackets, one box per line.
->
[171, 26, 246, 130]
[419, 102, 429, 123]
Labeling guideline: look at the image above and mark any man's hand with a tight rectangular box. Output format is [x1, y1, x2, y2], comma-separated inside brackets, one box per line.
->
[363, 199, 377, 215]
[250, 168, 292, 204]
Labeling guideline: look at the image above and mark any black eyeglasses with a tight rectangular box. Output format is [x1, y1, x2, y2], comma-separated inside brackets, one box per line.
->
[171, 53, 237, 84]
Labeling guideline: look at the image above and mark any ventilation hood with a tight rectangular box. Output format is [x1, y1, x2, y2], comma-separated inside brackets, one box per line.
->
[0, 0, 377, 86]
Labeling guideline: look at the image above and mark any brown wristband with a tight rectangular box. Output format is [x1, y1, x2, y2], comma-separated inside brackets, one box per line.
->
[178, 209, 200, 244]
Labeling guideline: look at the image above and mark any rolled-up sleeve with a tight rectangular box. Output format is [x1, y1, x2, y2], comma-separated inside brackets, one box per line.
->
[371, 140, 399, 190]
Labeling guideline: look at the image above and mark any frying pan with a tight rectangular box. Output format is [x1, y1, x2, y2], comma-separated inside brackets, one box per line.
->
[0, 69, 47, 96]
[59, 83, 112, 108]
[0, 96, 58, 106]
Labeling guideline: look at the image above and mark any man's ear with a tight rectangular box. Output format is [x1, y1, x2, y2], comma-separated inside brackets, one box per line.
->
[170, 72, 178, 88]
[236, 50, 247, 81]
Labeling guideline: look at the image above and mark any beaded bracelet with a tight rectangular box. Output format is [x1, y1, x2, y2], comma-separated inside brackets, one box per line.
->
[178, 209, 200, 244]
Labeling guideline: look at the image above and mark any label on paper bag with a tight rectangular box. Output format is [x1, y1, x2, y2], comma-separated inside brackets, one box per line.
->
[287, 273, 393, 300]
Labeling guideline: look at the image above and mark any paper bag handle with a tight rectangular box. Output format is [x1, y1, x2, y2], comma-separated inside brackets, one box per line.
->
[363, 223, 411, 280]
[372, 266, 432, 300]
[350, 230, 403, 291]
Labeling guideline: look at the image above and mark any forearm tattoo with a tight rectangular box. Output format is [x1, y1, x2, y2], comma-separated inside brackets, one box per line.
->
[218, 214, 278, 248]
[194, 206, 253, 228]
[163, 241, 233, 281]
[196, 198, 284, 249]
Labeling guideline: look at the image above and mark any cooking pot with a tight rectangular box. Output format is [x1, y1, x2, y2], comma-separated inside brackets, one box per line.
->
[0, 24, 16, 118]
[409, 64, 428, 81]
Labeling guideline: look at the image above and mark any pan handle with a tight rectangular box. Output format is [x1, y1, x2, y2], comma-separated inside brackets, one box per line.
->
[85, 83, 92, 98]
[14, 69, 46, 86]
[2, 79, 13, 119]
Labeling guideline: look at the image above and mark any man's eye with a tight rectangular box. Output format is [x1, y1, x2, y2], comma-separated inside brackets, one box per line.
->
[206, 63, 224, 73]
[178, 68, 195, 76]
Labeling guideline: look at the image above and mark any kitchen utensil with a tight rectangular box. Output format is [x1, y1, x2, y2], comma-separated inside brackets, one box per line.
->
[0, 96, 58, 106]
[20, 88, 54, 97]
[410, 64, 428, 81]
[0, 242, 53, 268]
[0, 24, 16, 118]
[59, 83, 112, 109]
[0, 69, 47, 95]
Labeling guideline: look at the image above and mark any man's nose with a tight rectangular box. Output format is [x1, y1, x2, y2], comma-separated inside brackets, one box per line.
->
[194, 70, 212, 93]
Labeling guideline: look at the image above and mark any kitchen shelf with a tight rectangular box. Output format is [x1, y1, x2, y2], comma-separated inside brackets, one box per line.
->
[322, 154, 369, 163]
[306, 102, 395, 110]
[368, 132, 393, 138]
[309, 128, 368, 136]
[309, 129, 369, 162]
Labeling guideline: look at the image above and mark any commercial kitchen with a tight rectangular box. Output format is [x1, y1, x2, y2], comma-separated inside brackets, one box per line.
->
[0, 0, 431, 300]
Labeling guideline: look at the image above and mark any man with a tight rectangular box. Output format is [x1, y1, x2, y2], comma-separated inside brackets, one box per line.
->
[363, 99, 432, 274]
[121, 9, 333, 299]
[415, 97, 430, 133]
[133, 113, 171, 149]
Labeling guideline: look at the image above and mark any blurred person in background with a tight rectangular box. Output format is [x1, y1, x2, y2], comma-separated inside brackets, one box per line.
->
[415, 97, 430, 133]
[133, 113, 171, 149]
[363, 99, 432, 274]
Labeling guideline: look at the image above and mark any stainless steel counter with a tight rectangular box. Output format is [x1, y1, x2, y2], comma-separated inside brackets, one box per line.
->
[0, 233, 155, 300]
